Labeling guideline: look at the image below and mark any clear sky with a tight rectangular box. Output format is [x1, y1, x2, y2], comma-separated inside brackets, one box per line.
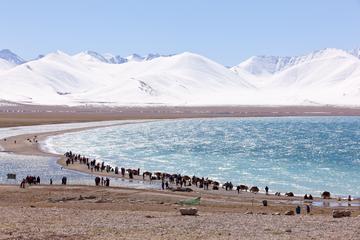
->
[1, 0, 360, 66]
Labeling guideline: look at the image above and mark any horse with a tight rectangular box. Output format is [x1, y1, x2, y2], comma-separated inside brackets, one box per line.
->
[142, 171, 152, 180]
[321, 191, 331, 199]
[182, 175, 191, 181]
[154, 172, 162, 180]
[250, 186, 259, 193]
[212, 181, 220, 186]
[223, 182, 233, 191]
[285, 192, 294, 197]
[127, 169, 138, 175]
[237, 185, 249, 192]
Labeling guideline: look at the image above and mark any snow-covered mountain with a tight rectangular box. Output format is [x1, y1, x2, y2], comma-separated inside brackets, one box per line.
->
[73, 51, 109, 63]
[0, 49, 25, 65]
[231, 48, 360, 105]
[0, 49, 25, 72]
[231, 56, 295, 76]
[0, 51, 254, 105]
[103, 54, 127, 64]
[1, 48, 360, 106]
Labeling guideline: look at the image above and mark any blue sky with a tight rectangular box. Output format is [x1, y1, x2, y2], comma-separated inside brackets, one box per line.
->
[1, 0, 360, 65]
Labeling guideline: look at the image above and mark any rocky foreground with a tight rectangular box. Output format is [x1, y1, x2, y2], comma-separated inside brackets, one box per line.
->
[0, 185, 359, 240]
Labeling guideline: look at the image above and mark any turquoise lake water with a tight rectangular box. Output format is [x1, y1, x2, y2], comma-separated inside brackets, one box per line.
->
[0, 121, 155, 189]
[44, 117, 360, 196]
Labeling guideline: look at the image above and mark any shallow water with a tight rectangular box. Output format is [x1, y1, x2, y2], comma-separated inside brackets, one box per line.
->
[0, 120, 158, 189]
[45, 117, 360, 197]
[0, 152, 155, 189]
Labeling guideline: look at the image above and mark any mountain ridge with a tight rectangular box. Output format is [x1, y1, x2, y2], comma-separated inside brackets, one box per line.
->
[1, 48, 360, 106]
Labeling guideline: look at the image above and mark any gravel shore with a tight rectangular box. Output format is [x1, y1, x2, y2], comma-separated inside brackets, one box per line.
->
[0, 185, 359, 240]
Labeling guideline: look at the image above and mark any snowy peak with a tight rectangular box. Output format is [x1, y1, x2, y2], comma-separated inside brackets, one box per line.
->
[103, 54, 127, 64]
[232, 55, 294, 75]
[73, 51, 109, 63]
[144, 53, 161, 61]
[41, 50, 72, 62]
[126, 53, 144, 62]
[232, 48, 360, 76]
[0, 49, 25, 65]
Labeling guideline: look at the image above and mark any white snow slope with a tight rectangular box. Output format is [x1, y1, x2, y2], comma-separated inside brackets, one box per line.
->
[0, 48, 360, 106]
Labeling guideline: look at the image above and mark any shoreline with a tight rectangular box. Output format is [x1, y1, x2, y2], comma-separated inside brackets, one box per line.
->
[1, 119, 359, 202]
[1, 120, 154, 157]
[2, 118, 360, 239]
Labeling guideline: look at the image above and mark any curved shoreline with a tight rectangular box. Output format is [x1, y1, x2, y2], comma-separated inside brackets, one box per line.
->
[0, 120, 169, 188]
[0, 120, 154, 157]
[1, 119, 360, 207]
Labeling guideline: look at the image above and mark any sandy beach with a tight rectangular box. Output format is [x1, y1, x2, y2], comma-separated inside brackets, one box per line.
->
[1, 107, 360, 239]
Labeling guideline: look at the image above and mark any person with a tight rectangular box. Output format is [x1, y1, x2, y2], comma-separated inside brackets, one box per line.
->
[95, 177, 100, 186]
[161, 180, 165, 190]
[36, 176, 40, 184]
[306, 205, 311, 214]
[50, 178, 53, 185]
[20, 179, 26, 188]
[348, 195, 352, 201]
[62, 176, 67, 185]
[265, 186, 269, 195]
[296, 205, 301, 214]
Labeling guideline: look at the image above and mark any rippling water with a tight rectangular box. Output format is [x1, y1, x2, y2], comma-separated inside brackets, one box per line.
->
[45, 117, 360, 196]
[0, 121, 155, 189]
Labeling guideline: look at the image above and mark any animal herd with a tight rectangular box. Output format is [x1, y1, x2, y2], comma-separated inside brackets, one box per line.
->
[64, 151, 335, 199]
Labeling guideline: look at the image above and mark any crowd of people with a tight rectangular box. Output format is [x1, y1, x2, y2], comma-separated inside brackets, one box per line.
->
[94, 176, 110, 186]
[19, 176, 67, 188]
[62, 152, 287, 197]
[17, 150, 351, 206]
[20, 176, 41, 188]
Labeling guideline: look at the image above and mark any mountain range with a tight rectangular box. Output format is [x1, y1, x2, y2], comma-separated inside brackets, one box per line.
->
[0, 48, 360, 106]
